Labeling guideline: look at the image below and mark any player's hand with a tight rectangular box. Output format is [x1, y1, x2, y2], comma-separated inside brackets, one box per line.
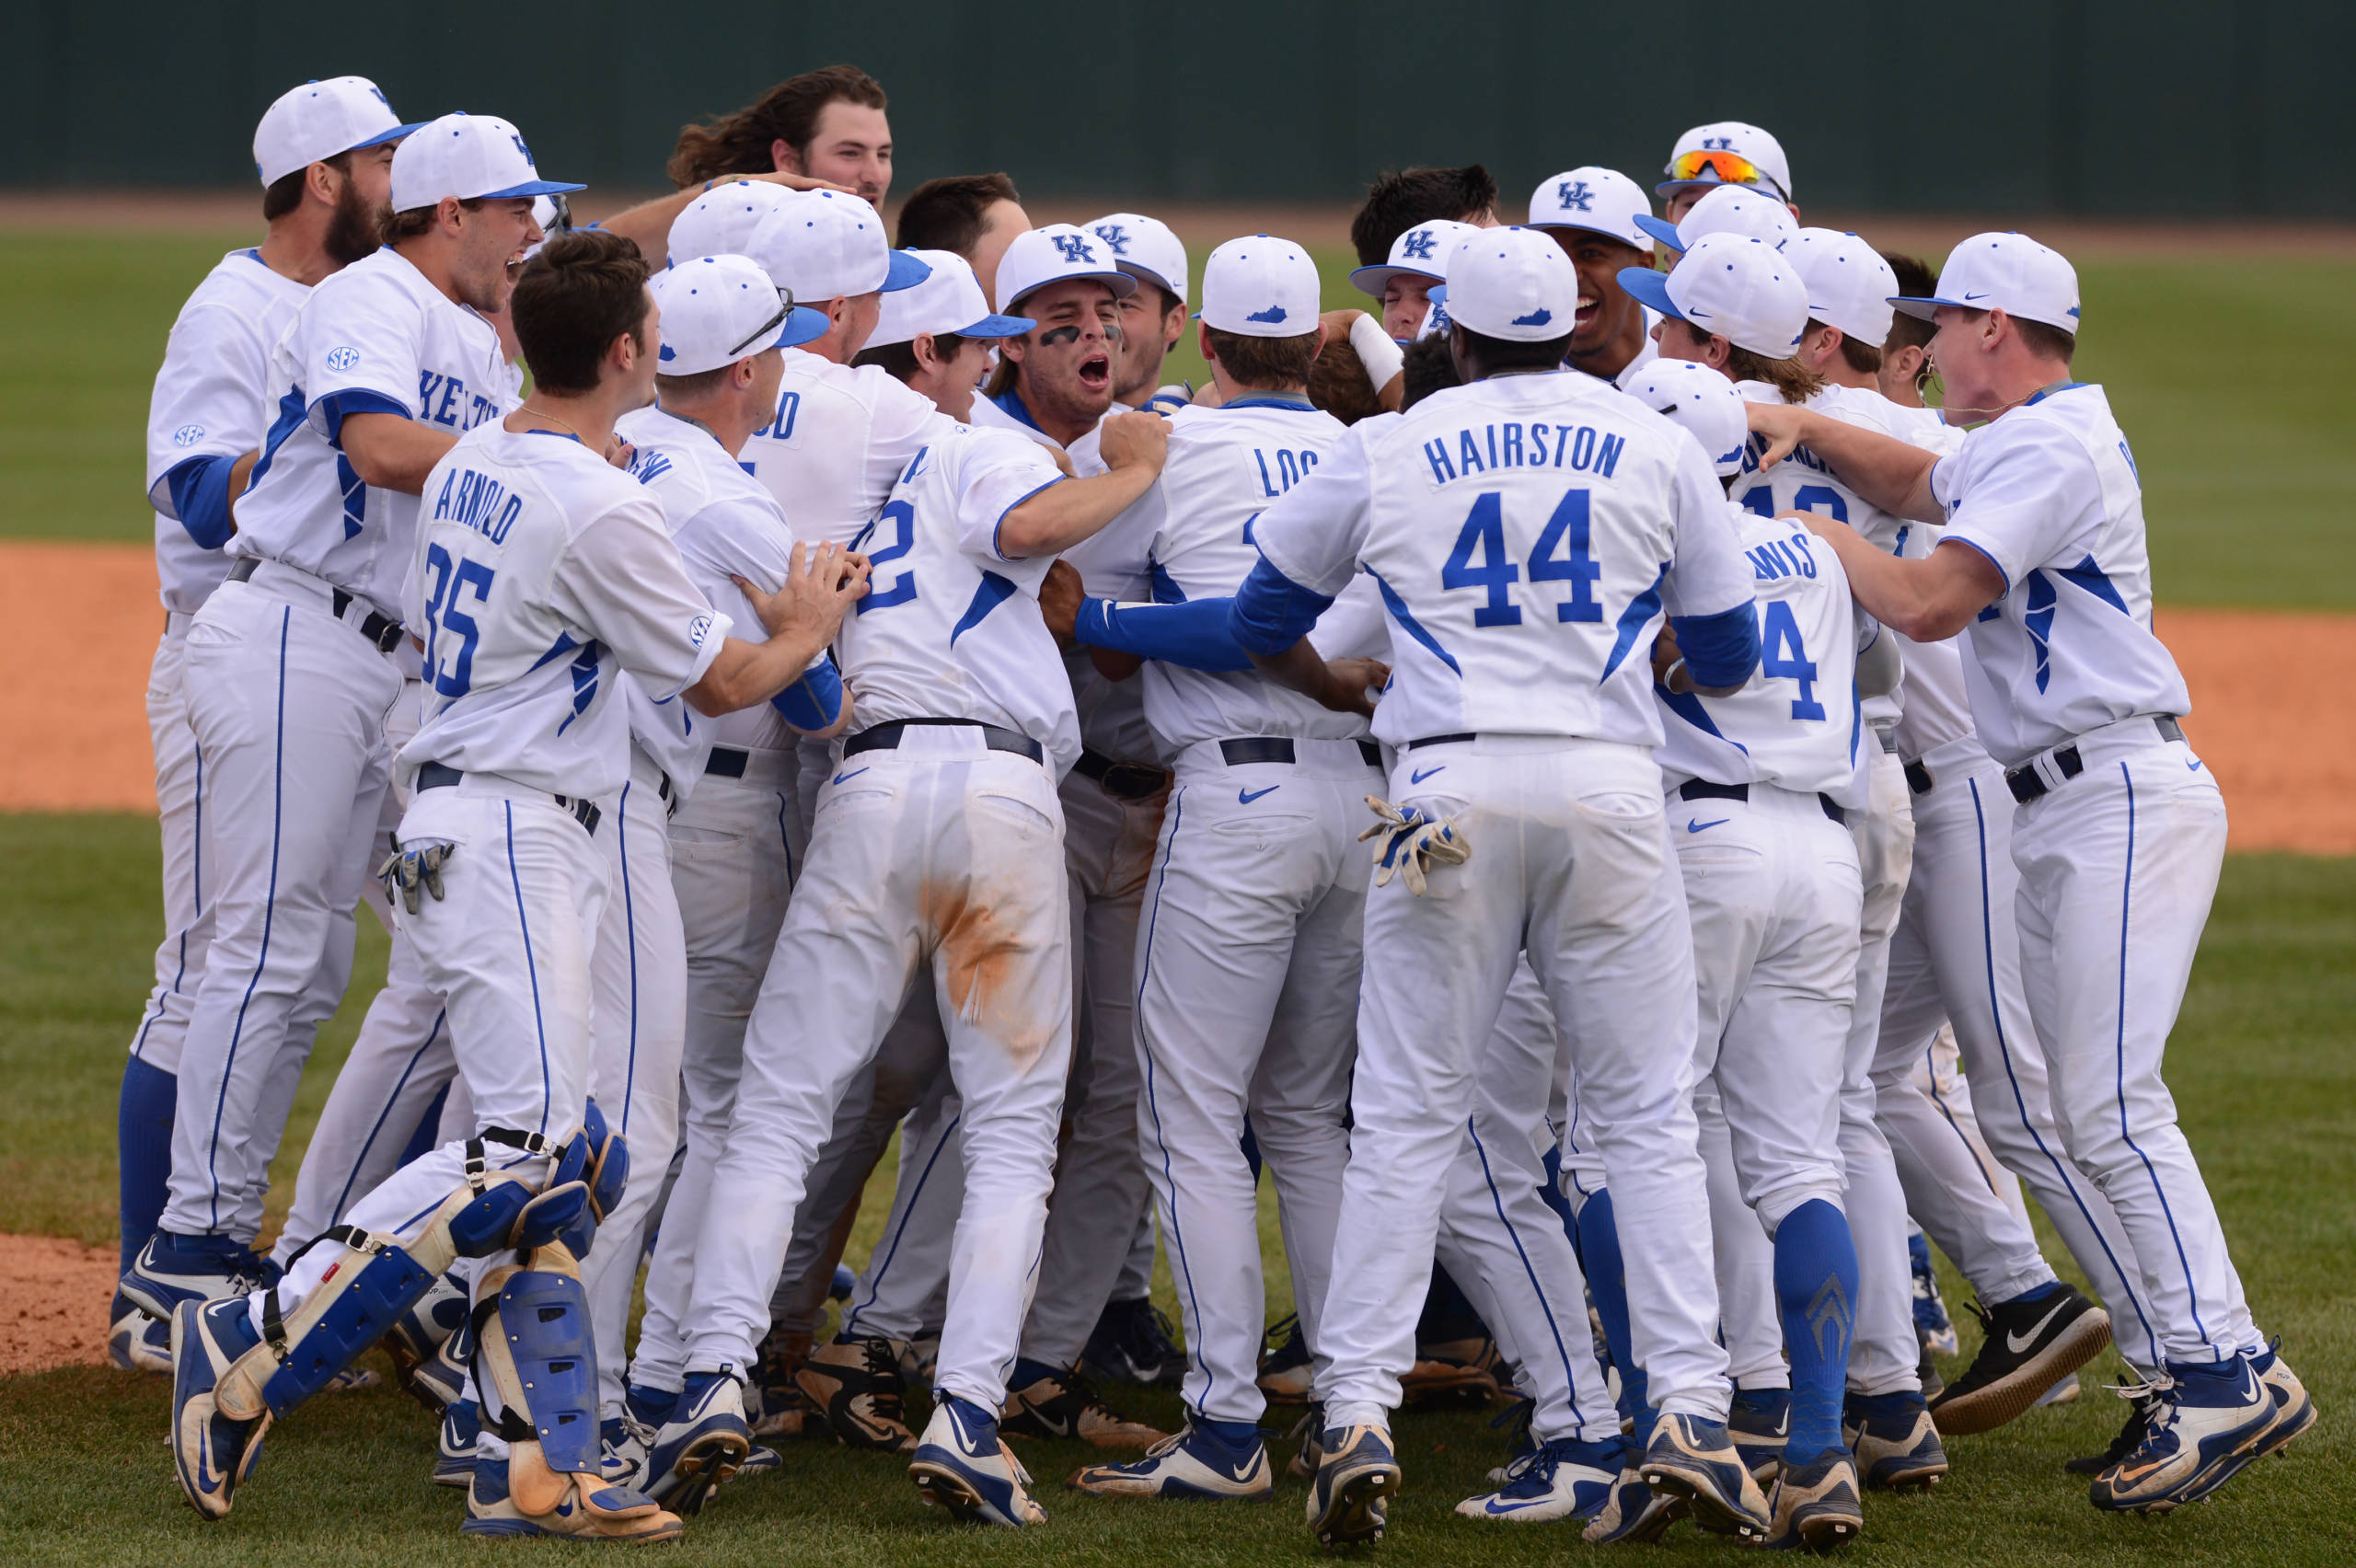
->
[1098, 409, 1171, 475]
[1038, 559, 1084, 651]
[1314, 656, 1390, 719]
[1319, 307, 1368, 349]
[1746, 402, 1809, 471]
[1651, 625, 1686, 690]
[605, 436, 636, 470]
[733, 541, 871, 647]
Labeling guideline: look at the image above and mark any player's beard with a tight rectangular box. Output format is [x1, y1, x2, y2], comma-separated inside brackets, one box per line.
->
[324, 179, 385, 269]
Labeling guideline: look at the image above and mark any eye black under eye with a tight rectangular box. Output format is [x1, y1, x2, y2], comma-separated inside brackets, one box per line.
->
[1039, 325, 1081, 346]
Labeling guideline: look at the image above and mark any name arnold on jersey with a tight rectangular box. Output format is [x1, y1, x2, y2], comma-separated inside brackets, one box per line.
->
[1422, 419, 1627, 489]
[430, 466, 523, 546]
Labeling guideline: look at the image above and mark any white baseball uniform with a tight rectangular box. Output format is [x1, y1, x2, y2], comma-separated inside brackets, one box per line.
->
[1245, 369, 1751, 1425]
[161, 247, 511, 1241]
[1733, 380, 1934, 1395]
[1932, 381, 2259, 1366]
[679, 424, 1078, 1413]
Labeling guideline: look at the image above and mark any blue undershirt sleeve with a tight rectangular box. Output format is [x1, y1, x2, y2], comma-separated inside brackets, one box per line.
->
[769, 653, 845, 731]
[163, 454, 240, 549]
[1671, 601, 1761, 690]
[1229, 554, 1334, 656]
[1073, 595, 1255, 673]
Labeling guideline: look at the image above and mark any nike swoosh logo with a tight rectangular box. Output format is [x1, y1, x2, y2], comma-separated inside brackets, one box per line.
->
[1410, 765, 1446, 784]
[2187, 759, 2203, 772]
[1239, 786, 1279, 804]
[832, 767, 870, 785]
[1686, 818, 1727, 833]
[1963, 291, 1991, 301]
[2006, 1296, 2072, 1353]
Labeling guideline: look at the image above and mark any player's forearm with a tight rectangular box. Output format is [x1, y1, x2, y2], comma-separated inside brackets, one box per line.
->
[1805, 521, 1990, 643]
[1245, 637, 1334, 702]
[683, 627, 835, 716]
[1791, 410, 1942, 524]
[996, 466, 1160, 558]
[592, 190, 699, 259]
[341, 414, 460, 496]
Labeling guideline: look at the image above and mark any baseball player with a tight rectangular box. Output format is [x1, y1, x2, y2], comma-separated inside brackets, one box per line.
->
[1047, 236, 1387, 1501]
[1088, 213, 1194, 413]
[1230, 227, 1767, 1548]
[1350, 220, 1478, 343]
[1525, 167, 1659, 388]
[112, 75, 421, 1370]
[1747, 231, 2313, 1513]
[896, 173, 1032, 310]
[1623, 231, 1953, 1493]
[1634, 359, 1895, 1550]
[1657, 121, 1797, 224]
[121, 112, 568, 1331]
[1346, 165, 1501, 271]
[167, 225, 868, 1539]
[643, 401, 1172, 1529]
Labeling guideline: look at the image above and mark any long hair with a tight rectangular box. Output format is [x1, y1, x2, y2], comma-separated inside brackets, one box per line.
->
[666, 65, 886, 189]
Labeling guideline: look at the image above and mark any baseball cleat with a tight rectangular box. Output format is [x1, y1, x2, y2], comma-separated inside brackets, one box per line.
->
[1483, 1394, 1538, 1483]
[1910, 1232, 1959, 1359]
[108, 1294, 174, 1374]
[2038, 1372, 2084, 1407]
[1762, 1449, 1864, 1552]
[1455, 1434, 1623, 1522]
[909, 1396, 1047, 1526]
[600, 1413, 653, 1492]
[1637, 1412, 1769, 1538]
[460, 1454, 684, 1541]
[1728, 1386, 1792, 1482]
[2090, 1360, 2274, 1513]
[433, 1399, 479, 1488]
[751, 1320, 813, 1433]
[796, 1335, 916, 1452]
[1402, 1334, 1500, 1409]
[1305, 1423, 1400, 1548]
[1580, 1467, 1690, 1544]
[2242, 1343, 2317, 1461]
[1257, 1312, 1313, 1405]
[1080, 1297, 1184, 1389]
[1000, 1366, 1165, 1449]
[381, 1271, 468, 1408]
[1844, 1390, 1949, 1491]
[1068, 1421, 1274, 1499]
[734, 1444, 783, 1478]
[1287, 1402, 1326, 1479]
[169, 1297, 271, 1519]
[752, 1377, 824, 1440]
[122, 1231, 270, 1322]
[645, 1369, 752, 1516]
[401, 1310, 472, 1416]
[2068, 1386, 2158, 1475]
[1930, 1284, 2110, 1435]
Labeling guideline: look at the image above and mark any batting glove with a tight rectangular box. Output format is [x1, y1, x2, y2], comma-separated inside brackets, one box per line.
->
[375, 839, 456, 915]
[1358, 795, 1471, 896]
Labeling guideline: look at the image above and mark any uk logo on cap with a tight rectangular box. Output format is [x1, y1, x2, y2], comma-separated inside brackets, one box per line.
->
[1052, 233, 1098, 264]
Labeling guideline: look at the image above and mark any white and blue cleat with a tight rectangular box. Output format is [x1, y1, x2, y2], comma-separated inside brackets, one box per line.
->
[460, 1454, 683, 1541]
[1456, 1435, 1623, 1522]
[1581, 1468, 1690, 1545]
[1636, 1412, 1770, 1539]
[107, 1292, 173, 1374]
[1305, 1423, 1401, 1547]
[908, 1396, 1047, 1526]
[645, 1369, 751, 1516]
[122, 1231, 271, 1322]
[2090, 1359, 2277, 1514]
[1069, 1421, 1275, 1500]
[433, 1399, 480, 1488]
[168, 1297, 270, 1520]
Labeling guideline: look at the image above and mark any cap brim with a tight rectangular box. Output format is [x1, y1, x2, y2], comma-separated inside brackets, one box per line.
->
[1888, 294, 1967, 321]
[1528, 218, 1653, 253]
[348, 120, 430, 154]
[1115, 260, 1181, 301]
[1633, 214, 1687, 251]
[957, 312, 1035, 339]
[1617, 267, 1684, 323]
[1009, 269, 1137, 311]
[480, 179, 587, 198]
[778, 305, 833, 350]
[883, 249, 934, 293]
[1347, 261, 1440, 298]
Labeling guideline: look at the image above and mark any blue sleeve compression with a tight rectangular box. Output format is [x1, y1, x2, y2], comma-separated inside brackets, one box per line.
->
[1073, 595, 1254, 673]
[770, 654, 846, 730]
[163, 454, 240, 549]
[1672, 601, 1761, 689]
[1229, 555, 1334, 656]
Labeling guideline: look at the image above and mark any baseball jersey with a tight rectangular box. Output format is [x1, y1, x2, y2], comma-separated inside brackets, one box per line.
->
[1247, 370, 1753, 750]
[1611, 310, 1662, 390]
[1887, 523, 1987, 774]
[1732, 381, 1958, 730]
[1933, 382, 2189, 767]
[400, 424, 728, 801]
[618, 404, 830, 767]
[835, 424, 1080, 775]
[1656, 508, 1877, 807]
[1091, 395, 1383, 754]
[234, 247, 513, 620]
[741, 348, 947, 546]
[144, 249, 311, 614]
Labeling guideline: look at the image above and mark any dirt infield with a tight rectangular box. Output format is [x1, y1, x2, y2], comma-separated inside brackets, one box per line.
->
[0, 1234, 115, 1376]
[3, 540, 2350, 852]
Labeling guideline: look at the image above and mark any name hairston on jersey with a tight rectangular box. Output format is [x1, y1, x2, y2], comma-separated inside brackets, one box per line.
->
[1420, 417, 1630, 490]
[429, 465, 523, 546]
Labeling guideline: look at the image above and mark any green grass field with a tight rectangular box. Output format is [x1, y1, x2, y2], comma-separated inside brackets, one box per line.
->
[1, 813, 2350, 1564]
[5, 231, 2354, 609]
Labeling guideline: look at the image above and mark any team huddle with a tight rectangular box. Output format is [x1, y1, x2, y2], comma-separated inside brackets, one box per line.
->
[114, 63, 2314, 1551]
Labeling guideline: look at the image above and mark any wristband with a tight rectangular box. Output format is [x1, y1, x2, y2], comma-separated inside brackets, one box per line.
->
[1349, 312, 1406, 390]
[1661, 658, 1688, 694]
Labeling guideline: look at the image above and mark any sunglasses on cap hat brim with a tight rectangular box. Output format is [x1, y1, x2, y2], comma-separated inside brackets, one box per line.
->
[1656, 148, 1786, 201]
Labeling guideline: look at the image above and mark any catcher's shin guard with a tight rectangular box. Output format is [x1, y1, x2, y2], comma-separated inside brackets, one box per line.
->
[475, 1251, 605, 1516]
[215, 1228, 435, 1422]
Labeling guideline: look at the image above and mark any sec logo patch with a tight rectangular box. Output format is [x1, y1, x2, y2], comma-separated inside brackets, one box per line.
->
[688, 615, 712, 648]
[326, 346, 363, 372]
[172, 424, 205, 447]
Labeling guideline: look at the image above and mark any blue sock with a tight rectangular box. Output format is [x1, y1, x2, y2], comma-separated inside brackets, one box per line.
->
[626, 1382, 678, 1428]
[117, 1055, 178, 1272]
[945, 1392, 999, 1432]
[1194, 1415, 1262, 1451]
[2000, 1278, 2064, 1308]
[1575, 1188, 1652, 1444]
[1011, 1356, 1061, 1389]
[1774, 1199, 1860, 1466]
